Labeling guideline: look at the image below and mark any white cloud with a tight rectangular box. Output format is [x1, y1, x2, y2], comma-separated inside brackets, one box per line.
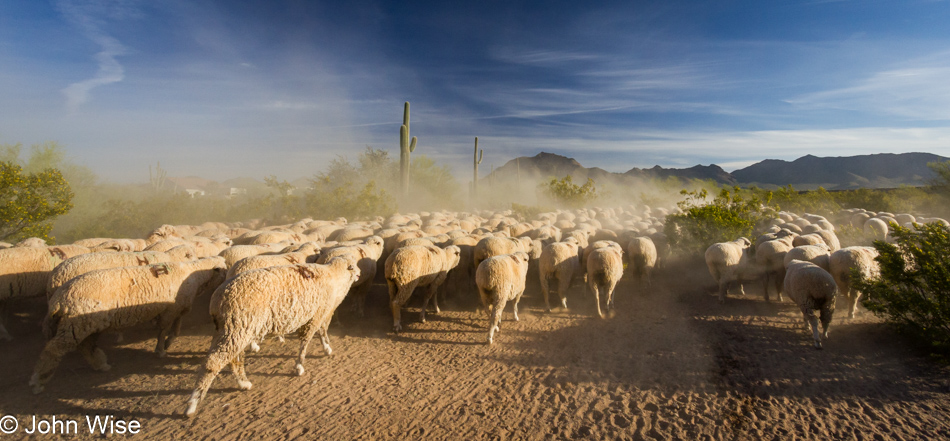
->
[56, 0, 139, 111]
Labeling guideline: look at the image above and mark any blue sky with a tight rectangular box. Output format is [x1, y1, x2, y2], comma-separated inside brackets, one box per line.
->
[2, 0, 949, 182]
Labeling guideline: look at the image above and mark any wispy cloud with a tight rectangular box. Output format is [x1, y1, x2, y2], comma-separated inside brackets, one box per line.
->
[788, 50, 950, 120]
[56, 0, 140, 111]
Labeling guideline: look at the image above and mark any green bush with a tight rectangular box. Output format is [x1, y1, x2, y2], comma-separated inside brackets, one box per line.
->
[539, 175, 597, 209]
[857, 222, 950, 350]
[665, 187, 774, 255]
[0, 161, 73, 243]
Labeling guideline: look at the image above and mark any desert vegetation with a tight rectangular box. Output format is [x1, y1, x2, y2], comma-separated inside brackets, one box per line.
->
[3, 132, 950, 438]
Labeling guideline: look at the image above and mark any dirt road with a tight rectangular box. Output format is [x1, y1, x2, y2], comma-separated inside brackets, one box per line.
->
[2, 258, 948, 440]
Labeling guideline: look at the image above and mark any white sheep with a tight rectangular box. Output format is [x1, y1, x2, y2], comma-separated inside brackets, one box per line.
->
[475, 251, 530, 344]
[705, 238, 752, 303]
[783, 244, 831, 271]
[828, 246, 880, 318]
[47, 250, 195, 300]
[539, 240, 582, 311]
[626, 236, 657, 286]
[226, 242, 322, 279]
[316, 236, 384, 317]
[0, 245, 90, 340]
[473, 236, 533, 270]
[183, 257, 360, 417]
[784, 260, 838, 349]
[587, 245, 624, 318]
[218, 243, 285, 267]
[756, 235, 795, 302]
[864, 218, 889, 241]
[29, 257, 227, 393]
[385, 244, 461, 332]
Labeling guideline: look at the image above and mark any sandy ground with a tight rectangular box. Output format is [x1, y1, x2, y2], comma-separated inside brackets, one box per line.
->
[2, 258, 950, 440]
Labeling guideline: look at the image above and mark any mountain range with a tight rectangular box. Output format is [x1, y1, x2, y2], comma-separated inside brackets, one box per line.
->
[486, 152, 949, 190]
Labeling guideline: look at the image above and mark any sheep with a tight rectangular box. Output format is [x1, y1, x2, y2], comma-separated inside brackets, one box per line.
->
[0, 245, 90, 340]
[784, 260, 837, 349]
[828, 246, 880, 318]
[705, 238, 752, 303]
[756, 235, 795, 302]
[183, 257, 360, 417]
[783, 244, 831, 271]
[90, 239, 138, 253]
[626, 237, 657, 286]
[226, 242, 322, 279]
[29, 257, 227, 393]
[864, 218, 889, 241]
[539, 240, 582, 311]
[587, 245, 624, 318]
[47, 250, 194, 300]
[473, 236, 533, 270]
[218, 243, 285, 267]
[384, 244, 461, 333]
[316, 236, 384, 317]
[476, 252, 530, 344]
[15, 237, 47, 247]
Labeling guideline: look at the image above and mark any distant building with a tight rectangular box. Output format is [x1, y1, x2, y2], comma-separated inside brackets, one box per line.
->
[229, 187, 247, 196]
[185, 189, 205, 197]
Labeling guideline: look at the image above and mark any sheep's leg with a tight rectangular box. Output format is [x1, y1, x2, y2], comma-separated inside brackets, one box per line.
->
[316, 325, 332, 357]
[431, 283, 441, 314]
[29, 335, 78, 394]
[847, 288, 860, 319]
[184, 345, 231, 417]
[420, 283, 438, 323]
[591, 281, 603, 318]
[820, 303, 835, 340]
[155, 314, 178, 357]
[295, 319, 319, 376]
[718, 279, 729, 304]
[512, 291, 524, 322]
[164, 316, 184, 351]
[541, 275, 553, 312]
[606, 280, 618, 312]
[557, 273, 571, 309]
[230, 352, 252, 390]
[78, 333, 110, 372]
[390, 282, 417, 333]
[805, 314, 823, 349]
[487, 298, 506, 345]
[351, 279, 372, 318]
[774, 268, 786, 302]
[762, 271, 772, 302]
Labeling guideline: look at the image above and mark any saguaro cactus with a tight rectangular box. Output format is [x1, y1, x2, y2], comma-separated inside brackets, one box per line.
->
[399, 102, 417, 198]
[150, 161, 167, 191]
[472, 137, 483, 199]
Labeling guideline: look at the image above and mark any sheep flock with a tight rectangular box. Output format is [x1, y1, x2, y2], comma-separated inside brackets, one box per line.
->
[0, 204, 942, 418]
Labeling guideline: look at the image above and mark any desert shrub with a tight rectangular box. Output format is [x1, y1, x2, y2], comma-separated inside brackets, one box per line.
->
[538, 175, 598, 209]
[766, 185, 841, 216]
[0, 161, 74, 243]
[857, 223, 950, 350]
[665, 186, 774, 255]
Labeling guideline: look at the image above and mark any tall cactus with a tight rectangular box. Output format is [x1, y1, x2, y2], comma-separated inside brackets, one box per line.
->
[399, 102, 417, 198]
[472, 137, 483, 199]
[149, 161, 166, 191]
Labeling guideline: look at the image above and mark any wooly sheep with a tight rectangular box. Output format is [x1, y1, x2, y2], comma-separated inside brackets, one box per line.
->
[705, 238, 753, 303]
[784, 260, 837, 349]
[755, 235, 795, 302]
[47, 250, 193, 300]
[829, 246, 880, 318]
[864, 218, 889, 241]
[0, 246, 90, 340]
[226, 243, 322, 280]
[218, 243, 285, 267]
[539, 240, 582, 311]
[29, 257, 227, 393]
[587, 246, 624, 318]
[385, 244, 461, 332]
[626, 237, 657, 286]
[90, 239, 138, 253]
[15, 237, 47, 247]
[476, 252, 530, 344]
[184, 257, 360, 417]
[316, 236, 384, 317]
[473, 236, 533, 270]
[783, 244, 831, 272]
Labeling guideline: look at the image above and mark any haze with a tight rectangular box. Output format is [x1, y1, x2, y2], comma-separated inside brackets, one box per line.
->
[2, 0, 950, 183]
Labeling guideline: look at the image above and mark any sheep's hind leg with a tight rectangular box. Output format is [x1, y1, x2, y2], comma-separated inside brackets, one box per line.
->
[390, 282, 417, 333]
[0, 303, 11, 341]
[155, 313, 178, 357]
[294, 319, 320, 376]
[316, 325, 332, 357]
[78, 333, 110, 372]
[230, 352, 252, 390]
[487, 299, 505, 345]
[163, 316, 184, 351]
[184, 348, 230, 417]
[420, 283, 439, 323]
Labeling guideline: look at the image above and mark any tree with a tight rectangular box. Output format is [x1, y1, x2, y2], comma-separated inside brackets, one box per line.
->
[665, 186, 773, 255]
[539, 175, 598, 208]
[0, 161, 74, 242]
[856, 223, 950, 351]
